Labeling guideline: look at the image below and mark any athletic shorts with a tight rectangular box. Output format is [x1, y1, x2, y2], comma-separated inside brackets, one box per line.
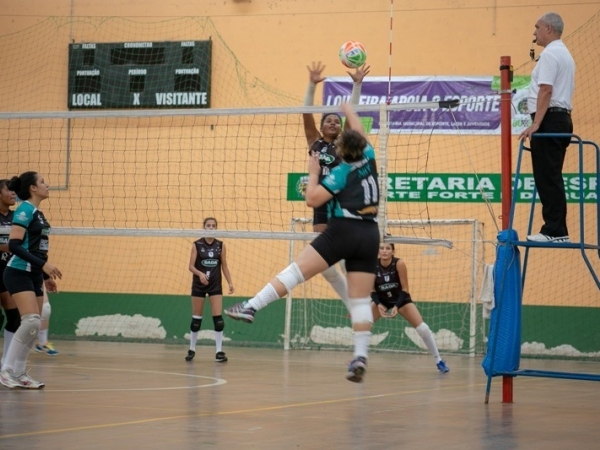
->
[191, 279, 223, 297]
[3, 266, 44, 296]
[310, 218, 379, 273]
[378, 296, 414, 310]
[0, 267, 7, 294]
[312, 205, 329, 226]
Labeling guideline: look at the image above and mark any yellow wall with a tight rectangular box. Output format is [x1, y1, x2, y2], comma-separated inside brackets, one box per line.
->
[1, 1, 599, 307]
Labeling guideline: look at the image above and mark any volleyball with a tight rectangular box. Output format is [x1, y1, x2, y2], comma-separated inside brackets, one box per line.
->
[339, 41, 367, 69]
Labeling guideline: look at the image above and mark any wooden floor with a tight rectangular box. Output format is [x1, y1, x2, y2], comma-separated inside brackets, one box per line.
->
[0, 341, 599, 450]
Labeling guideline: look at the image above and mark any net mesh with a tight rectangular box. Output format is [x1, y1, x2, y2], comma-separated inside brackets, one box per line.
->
[1, 13, 599, 359]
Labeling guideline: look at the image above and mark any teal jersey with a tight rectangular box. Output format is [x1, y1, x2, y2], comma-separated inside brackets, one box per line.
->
[7, 201, 51, 272]
[320, 144, 379, 221]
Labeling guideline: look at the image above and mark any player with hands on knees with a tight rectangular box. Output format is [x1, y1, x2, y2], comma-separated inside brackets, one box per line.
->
[371, 242, 449, 373]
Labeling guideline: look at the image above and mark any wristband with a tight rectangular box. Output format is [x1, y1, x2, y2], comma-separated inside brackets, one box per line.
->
[395, 291, 412, 309]
[304, 82, 316, 106]
[350, 81, 362, 105]
[370, 292, 380, 304]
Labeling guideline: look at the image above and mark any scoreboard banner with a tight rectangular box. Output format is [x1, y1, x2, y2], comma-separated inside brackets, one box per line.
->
[68, 41, 211, 109]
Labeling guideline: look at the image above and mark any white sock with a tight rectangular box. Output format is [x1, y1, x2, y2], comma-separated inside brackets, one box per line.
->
[2, 330, 15, 370]
[416, 322, 441, 362]
[321, 265, 350, 309]
[3, 338, 31, 375]
[215, 331, 223, 353]
[189, 332, 198, 351]
[38, 329, 49, 346]
[353, 330, 371, 359]
[247, 283, 280, 311]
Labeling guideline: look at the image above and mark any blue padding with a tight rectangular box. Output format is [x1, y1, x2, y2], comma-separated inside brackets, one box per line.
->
[482, 229, 522, 377]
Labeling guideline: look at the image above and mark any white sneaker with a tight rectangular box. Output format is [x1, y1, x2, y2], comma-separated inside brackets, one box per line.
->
[14, 372, 45, 389]
[0, 370, 19, 389]
[526, 233, 570, 243]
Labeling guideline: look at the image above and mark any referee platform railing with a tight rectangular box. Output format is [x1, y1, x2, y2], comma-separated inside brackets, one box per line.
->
[486, 133, 600, 401]
[510, 134, 600, 288]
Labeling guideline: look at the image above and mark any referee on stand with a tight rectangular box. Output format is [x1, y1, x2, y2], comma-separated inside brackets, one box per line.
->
[519, 12, 575, 244]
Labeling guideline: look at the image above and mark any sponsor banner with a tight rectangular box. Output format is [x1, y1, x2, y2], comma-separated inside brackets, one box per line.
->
[323, 76, 532, 135]
[287, 173, 598, 203]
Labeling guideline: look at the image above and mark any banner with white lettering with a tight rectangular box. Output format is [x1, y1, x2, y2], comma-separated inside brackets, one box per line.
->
[323, 76, 532, 135]
[287, 173, 598, 203]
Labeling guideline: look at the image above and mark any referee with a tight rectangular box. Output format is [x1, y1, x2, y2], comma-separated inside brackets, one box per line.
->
[519, 12, 575, 244]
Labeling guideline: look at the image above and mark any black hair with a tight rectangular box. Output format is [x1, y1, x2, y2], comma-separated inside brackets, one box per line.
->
[203, 217, 218, 227]
[0, 179, 9, 191]
[7, 171, 38, 201]
[320, 113, 342, 128]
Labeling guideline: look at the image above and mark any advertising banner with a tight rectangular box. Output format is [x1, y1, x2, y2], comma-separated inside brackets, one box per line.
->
[323, 76, 532, 135]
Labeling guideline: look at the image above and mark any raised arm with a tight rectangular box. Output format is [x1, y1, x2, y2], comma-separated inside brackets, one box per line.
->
[340, 102, 367, 140]
[303, 61, 327, 147]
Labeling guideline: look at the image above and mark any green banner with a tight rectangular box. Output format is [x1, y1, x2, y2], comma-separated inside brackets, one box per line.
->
[287, 173, 599, 203]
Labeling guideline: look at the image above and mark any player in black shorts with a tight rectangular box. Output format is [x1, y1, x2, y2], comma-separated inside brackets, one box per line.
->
[227, 103, 379, 383]
[0, 172, 61, 389]
[0, 179, 20, 369]
[371, 242, 449, 373]
[185, 217, 234, 363]
[302, 61, 369, 310]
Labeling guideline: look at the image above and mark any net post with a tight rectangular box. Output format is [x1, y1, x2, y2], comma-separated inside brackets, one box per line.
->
[377, 102, 389, 237]
[500, 55, 514, 403]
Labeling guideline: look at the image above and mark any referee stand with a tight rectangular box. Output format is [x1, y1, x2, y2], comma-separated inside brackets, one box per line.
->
[483, 133, 600, 404]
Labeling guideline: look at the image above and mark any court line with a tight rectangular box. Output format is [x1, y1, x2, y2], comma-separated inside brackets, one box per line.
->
[30, 365, 227, 392]
[0, 381, 487, 440]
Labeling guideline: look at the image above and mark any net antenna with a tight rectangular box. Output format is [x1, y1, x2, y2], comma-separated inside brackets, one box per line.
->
[387, 0, 395, 106]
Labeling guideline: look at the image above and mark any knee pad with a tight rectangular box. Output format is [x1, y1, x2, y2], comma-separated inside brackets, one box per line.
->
[41, 301, 52, 321]
[190, 317, 202, 333]
[15, 314, 41, 345]
[348, 297, 373, 325]
[0, 310, 4, 331]
[213, 315, 224, 332]
[321, 265, 342, 283]
[4, 308, 21, 333]
[275, 262, 305, 294]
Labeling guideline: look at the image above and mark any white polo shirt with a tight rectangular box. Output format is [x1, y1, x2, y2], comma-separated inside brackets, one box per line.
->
[527, 39, 575, 114]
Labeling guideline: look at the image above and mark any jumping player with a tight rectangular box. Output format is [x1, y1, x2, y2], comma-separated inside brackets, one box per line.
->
[303, 61, 370, 309]
[226, 102, 380, 383]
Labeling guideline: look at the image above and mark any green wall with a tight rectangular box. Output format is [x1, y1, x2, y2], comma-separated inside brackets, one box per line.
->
[39, 292, 600, 359]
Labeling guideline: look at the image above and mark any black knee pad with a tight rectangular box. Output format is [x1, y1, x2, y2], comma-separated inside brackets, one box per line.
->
[4, 308, 21, 333]
[190, 317, 202, 332]
[0, 310, 4, 331]
[213, 315, 225, 332]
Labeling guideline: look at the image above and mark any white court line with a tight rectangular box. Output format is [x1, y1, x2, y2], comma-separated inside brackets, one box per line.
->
[33, 364, 227, 392]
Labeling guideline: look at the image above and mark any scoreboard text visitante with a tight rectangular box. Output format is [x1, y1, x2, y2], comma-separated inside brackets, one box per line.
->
[68, 40, 212, 109]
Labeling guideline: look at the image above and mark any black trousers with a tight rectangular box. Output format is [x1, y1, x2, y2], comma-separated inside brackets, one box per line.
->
[530, 111, 573, 237]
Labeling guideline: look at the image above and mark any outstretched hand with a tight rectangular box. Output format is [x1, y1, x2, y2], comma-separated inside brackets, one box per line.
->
[347, 64, 371, 83]
[306, 61, 326, 84]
